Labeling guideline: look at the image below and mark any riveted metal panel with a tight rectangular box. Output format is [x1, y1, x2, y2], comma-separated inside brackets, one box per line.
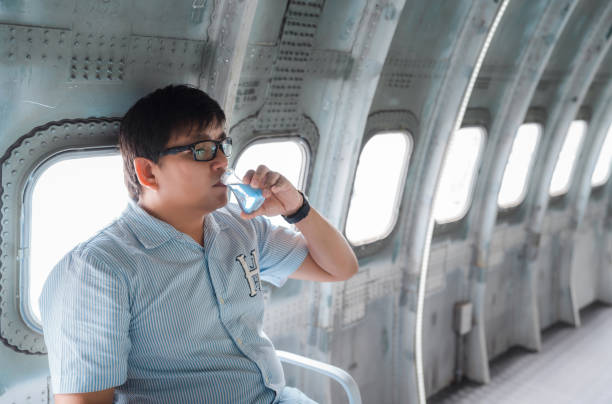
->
[0, 118, 120, 354]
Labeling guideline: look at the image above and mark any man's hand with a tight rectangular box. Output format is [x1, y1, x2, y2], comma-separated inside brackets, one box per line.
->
[240, 165, 303, 219]
[240, 165, 358, 282]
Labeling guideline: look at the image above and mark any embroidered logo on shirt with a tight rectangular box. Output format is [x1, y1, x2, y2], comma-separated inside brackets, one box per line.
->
[236, 250, 261, 297]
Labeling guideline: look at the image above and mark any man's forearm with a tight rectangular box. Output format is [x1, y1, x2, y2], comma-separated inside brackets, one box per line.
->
[295, 207, 358, 280]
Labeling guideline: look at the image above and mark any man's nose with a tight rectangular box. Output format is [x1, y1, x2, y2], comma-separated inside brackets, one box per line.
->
[210, 149, 228, 171]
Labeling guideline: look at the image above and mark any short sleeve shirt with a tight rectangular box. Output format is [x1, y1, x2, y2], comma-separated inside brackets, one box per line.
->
[39, 201, 309, 403]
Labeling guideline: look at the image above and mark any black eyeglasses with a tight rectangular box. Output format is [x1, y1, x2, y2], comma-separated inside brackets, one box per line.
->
[159, 137, 232, 162]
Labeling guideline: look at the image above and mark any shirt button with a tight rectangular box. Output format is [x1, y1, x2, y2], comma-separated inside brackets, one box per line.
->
[265, 376, 270, 384]
[236, 338, 243, 345]
[219, 297, 225, 304]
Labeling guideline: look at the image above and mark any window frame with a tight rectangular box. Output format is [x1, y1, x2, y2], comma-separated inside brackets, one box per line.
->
[497, 122, 543, 210]
[232, 135, 311, 193]
[345, 130, 413, 247]
[496, 109, 547, 223]
[20, 146, 120, 334]
[590, 123, 612, 188]
[433, 125, 486, 226]
[548, 119, 588, 199]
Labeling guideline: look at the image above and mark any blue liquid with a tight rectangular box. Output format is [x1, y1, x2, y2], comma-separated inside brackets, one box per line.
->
[228, 183, 265, 214]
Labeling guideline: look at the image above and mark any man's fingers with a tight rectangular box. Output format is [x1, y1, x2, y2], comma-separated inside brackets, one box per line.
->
[243, 169, 255, 184]
[251, 165, 269, 188]
[262, 171, 281, 189]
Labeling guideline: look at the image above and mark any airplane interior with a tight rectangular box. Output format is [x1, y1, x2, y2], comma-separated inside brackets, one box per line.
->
[2, 0, 612, 403]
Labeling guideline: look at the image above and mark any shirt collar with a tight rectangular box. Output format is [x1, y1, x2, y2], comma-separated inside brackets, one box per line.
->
[123, 200, 227, 249]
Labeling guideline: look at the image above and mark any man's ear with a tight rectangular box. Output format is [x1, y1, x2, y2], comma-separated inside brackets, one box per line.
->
[133, 157, 159, 191]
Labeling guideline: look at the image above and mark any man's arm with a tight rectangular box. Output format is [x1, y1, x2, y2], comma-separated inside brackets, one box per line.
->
[54, 388, 115, 404]
[289, 205, 358, 282]
[240, 165, 359, 282]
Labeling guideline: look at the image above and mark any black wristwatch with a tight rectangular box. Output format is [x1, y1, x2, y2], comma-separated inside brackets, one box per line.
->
[282, 191, 310, 224]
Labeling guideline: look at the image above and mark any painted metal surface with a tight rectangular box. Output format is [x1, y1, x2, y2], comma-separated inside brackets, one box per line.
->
[0, 0, 611, 402]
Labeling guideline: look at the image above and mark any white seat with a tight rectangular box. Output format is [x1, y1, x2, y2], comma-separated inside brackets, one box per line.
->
[276, 350, 362, 404]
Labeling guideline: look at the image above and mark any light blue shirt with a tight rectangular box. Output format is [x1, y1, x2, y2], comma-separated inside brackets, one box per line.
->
[39, 201, 309, 403]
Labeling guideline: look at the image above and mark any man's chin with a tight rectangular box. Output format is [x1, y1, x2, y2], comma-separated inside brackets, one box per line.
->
[211, 192, 229, 210]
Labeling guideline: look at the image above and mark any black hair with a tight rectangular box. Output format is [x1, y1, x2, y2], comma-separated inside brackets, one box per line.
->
[119, 84, 226, 201]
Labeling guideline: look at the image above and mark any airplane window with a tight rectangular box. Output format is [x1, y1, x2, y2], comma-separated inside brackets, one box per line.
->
[27, 153, 128, 326]
[433, 126, 485, 224]
[233, 138, 309, 229]
[549, 120, 587, 197]
[591, 123, 612, 187]
[345, 131, 412, 246]
[498, 123, 541, 209]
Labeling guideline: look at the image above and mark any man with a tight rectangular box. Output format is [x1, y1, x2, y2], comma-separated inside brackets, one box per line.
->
[39, 84, 358, 403]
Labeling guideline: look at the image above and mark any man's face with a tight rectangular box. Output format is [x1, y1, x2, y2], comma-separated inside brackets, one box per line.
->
[153, 123, 229, 214]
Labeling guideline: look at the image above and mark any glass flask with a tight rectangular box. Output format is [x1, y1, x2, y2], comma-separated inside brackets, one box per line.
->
[220, 168, 266, 214]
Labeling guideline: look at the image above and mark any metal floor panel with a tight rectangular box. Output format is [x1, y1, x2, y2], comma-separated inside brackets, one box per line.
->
[430, 303, 612, 404]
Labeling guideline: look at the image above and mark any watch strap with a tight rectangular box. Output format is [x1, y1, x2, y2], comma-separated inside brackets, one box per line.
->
[282, 191, 310, 224]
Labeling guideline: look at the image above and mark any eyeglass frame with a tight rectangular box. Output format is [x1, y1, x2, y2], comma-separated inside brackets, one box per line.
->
[158, 136, 233, 162]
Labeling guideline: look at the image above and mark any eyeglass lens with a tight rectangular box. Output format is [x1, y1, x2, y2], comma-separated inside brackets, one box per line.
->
[194, 139, 232, 161]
